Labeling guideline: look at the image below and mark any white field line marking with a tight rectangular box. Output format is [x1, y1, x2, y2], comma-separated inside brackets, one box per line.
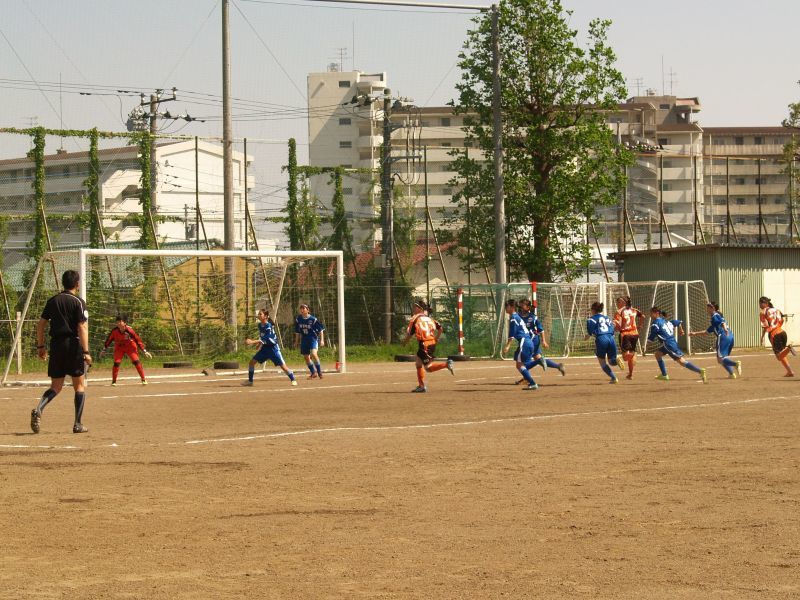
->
[183, 394, 798, 446]
[2, 394, 796, 453]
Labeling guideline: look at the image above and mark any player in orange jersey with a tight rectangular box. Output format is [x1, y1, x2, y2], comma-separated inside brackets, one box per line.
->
[759, 296, 795, 377]
[99, 315, 152, 385]
[402, 299, 454, 392]
[613, 296, 644, 379]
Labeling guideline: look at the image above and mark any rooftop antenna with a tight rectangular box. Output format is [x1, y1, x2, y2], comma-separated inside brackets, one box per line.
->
[661, 56, 665, 96]
[352, 21, 355, 71]
[59, 73, 64, 151]
[332, 47, 349, 72]
[668, 67, 678, 96]
[632, 77, 644, 97]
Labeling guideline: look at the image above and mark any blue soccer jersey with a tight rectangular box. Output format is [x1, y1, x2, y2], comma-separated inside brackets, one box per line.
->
[586, 313, 615, 339]
[706, 312, 730, 338]
[295, 315, 325, 340]
[508, 312, 532, 344]
[258, 320, 279, 347]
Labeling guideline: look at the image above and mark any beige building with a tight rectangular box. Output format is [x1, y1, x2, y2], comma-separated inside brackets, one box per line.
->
[703, 127, 795, 243]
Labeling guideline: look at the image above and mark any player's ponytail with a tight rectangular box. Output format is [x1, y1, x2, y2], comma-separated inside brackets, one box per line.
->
[623, 296, 632, 309]
[707, 301, 721, 315]
[413, 298, 431, 314]
[759, 296, 773, 308]
[590, 301, 603, 313]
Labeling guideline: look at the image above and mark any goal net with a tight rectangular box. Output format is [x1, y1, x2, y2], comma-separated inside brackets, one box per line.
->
[427, 280, 713, 358]
[2, 248, 346, 384]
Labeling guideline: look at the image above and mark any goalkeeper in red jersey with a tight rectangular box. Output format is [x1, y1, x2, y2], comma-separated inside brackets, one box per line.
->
[99, 315, 152, 386]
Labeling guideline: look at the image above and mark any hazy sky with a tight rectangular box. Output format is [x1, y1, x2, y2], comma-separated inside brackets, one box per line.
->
[1, 0, 798, 235]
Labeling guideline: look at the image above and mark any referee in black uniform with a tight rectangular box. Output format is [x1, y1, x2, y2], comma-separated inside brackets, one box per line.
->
[31, 270, 92, 434]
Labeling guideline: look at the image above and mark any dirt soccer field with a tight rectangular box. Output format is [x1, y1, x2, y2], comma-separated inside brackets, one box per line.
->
[0, 353, 798, 599]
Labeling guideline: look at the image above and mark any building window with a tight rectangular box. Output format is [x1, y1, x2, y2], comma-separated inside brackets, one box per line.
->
[735, 178, 745, 185]
[338, 80, 350, 88]
[338, 118, 352, 126]
[342, 187, 353, 195]
[442, 187, 453, 195]
[754, 137, 763, 145]
[713, 138, 726, 145]
[341, 164, 352, 168]
[736, 198, 746, 205]
[662, 183, 672, 191]
[774, 137, 785, 144]
[735, 217, 746, 225]
[359, 196, 372, 206]
[774, 197, 784, 205]
[339, 141, 352, 149]
[659, 103, 670, 110]
[658, 138, 668, 146]
[441, 142, 452, 148]
[662, 159, 673, 168]
[464, 140, 473, 148]
[735, 137, 744, 145]
[440, 117, 451, 127]
[755, 177, 767, 185]
[441, 165, 451, 172]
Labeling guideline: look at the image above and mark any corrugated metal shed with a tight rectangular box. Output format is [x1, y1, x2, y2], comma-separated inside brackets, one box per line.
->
[612, 245, 800, 347]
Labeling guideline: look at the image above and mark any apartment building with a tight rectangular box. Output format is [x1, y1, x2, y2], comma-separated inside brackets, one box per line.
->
[0, 140, 253, 268]
[703, 127, 794, 243]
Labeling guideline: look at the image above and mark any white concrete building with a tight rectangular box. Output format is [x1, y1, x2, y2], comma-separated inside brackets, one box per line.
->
[0, 140, 253, 267]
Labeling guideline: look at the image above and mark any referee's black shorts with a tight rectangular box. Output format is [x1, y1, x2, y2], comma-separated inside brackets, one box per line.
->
[770, 331, 788, 356]
[48, 337, 86, 379]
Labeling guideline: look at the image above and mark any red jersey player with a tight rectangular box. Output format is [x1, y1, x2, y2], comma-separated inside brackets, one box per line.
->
[99, 315, 152, 386]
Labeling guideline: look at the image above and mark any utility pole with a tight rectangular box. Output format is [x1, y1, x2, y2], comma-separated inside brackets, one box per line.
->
[222, 0, 237, 348]
[381, 89, 394, 343]
[490, 4, 506, 286]
[139, 89, 177, 216]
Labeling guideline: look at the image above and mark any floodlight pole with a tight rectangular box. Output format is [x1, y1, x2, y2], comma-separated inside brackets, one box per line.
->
[491, 4, 506, 286]
[222, 0, 237, 349]
[381, 91, 394, 343]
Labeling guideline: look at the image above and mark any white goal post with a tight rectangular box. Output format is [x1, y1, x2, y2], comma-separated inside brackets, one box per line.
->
[78, 248, 347, 373]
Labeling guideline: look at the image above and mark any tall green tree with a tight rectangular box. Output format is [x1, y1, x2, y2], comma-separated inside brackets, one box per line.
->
[84, 128, 102, 248]
[782, 83, 800, 240]
[285, 138, 301, 250]
[450, 0, 632, 281]
[136, 132, 155, 249]
[328, 167, 352, 257]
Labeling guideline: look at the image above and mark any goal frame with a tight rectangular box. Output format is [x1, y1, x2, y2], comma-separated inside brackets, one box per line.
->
[78, 248, 348, 373]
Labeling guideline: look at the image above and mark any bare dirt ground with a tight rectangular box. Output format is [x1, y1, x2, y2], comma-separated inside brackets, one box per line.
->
[1, 353, 798, 599]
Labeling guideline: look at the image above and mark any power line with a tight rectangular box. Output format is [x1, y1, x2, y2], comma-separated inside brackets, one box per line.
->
[231, 0, 307, 101]
[240, 0, 478, 14]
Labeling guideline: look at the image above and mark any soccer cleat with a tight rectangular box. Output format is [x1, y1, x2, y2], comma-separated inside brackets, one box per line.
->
[411, 385, 427, 393]
[30, 409, 41, 434]
[625, 374, 633, 380]
[318, 373, 323, 379]
[655, 374, 670, 381]
[291, 380, 298, 386]
[610, 378, 619, 384]
[615, 357, 625, 371]
[789, 344, 797, 357]
[447, 359, 455, 375]
[735, 361, 742, 377]
[515, 378, 525, 385]
[72, 424, 88, 434]
[558, 364, 566, 376]
[700, 368, 708, 384]
[307, 374, 317, 380]
[729, 373, 737, 380]
[241, 380, 254, 387]
[524, 383, 539, 391]
[784, 372, 795, 377]
[110, 382, 117, 387]
[540, 359, 547, 373]
[141, 380, 148, 386]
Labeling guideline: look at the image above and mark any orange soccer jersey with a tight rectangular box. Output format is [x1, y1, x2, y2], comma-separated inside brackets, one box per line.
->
[615, 307, 642, 336]
[407, 314, 442, 346]
[760, 307, 784, 339]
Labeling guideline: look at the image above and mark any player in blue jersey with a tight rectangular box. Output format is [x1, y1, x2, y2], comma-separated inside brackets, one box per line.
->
[518, 299, 566, 377]
[294, 303, 326, 379]
[648, 307, 707, 383]
[689, 302, 741, 379]
[242, 308, 297, 387]
[501, 299, 539, 390]
[585, 302, 619, 384]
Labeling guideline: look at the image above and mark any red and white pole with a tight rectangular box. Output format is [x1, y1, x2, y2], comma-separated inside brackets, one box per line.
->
[531, 281, 538, 318]
[457, 287, 465, 356]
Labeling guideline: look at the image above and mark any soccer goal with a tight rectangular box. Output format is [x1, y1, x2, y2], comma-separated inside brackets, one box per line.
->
[428, 280, 714, 359]
[2, 248, 346, 385]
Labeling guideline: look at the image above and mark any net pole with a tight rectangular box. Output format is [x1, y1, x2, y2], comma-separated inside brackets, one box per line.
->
[684, 282, 692, 355]
[2, 255, 46, 386]
[457, 287, 464, 356]
[0, 269, 14, 338]
[337, 252, 346, 373]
